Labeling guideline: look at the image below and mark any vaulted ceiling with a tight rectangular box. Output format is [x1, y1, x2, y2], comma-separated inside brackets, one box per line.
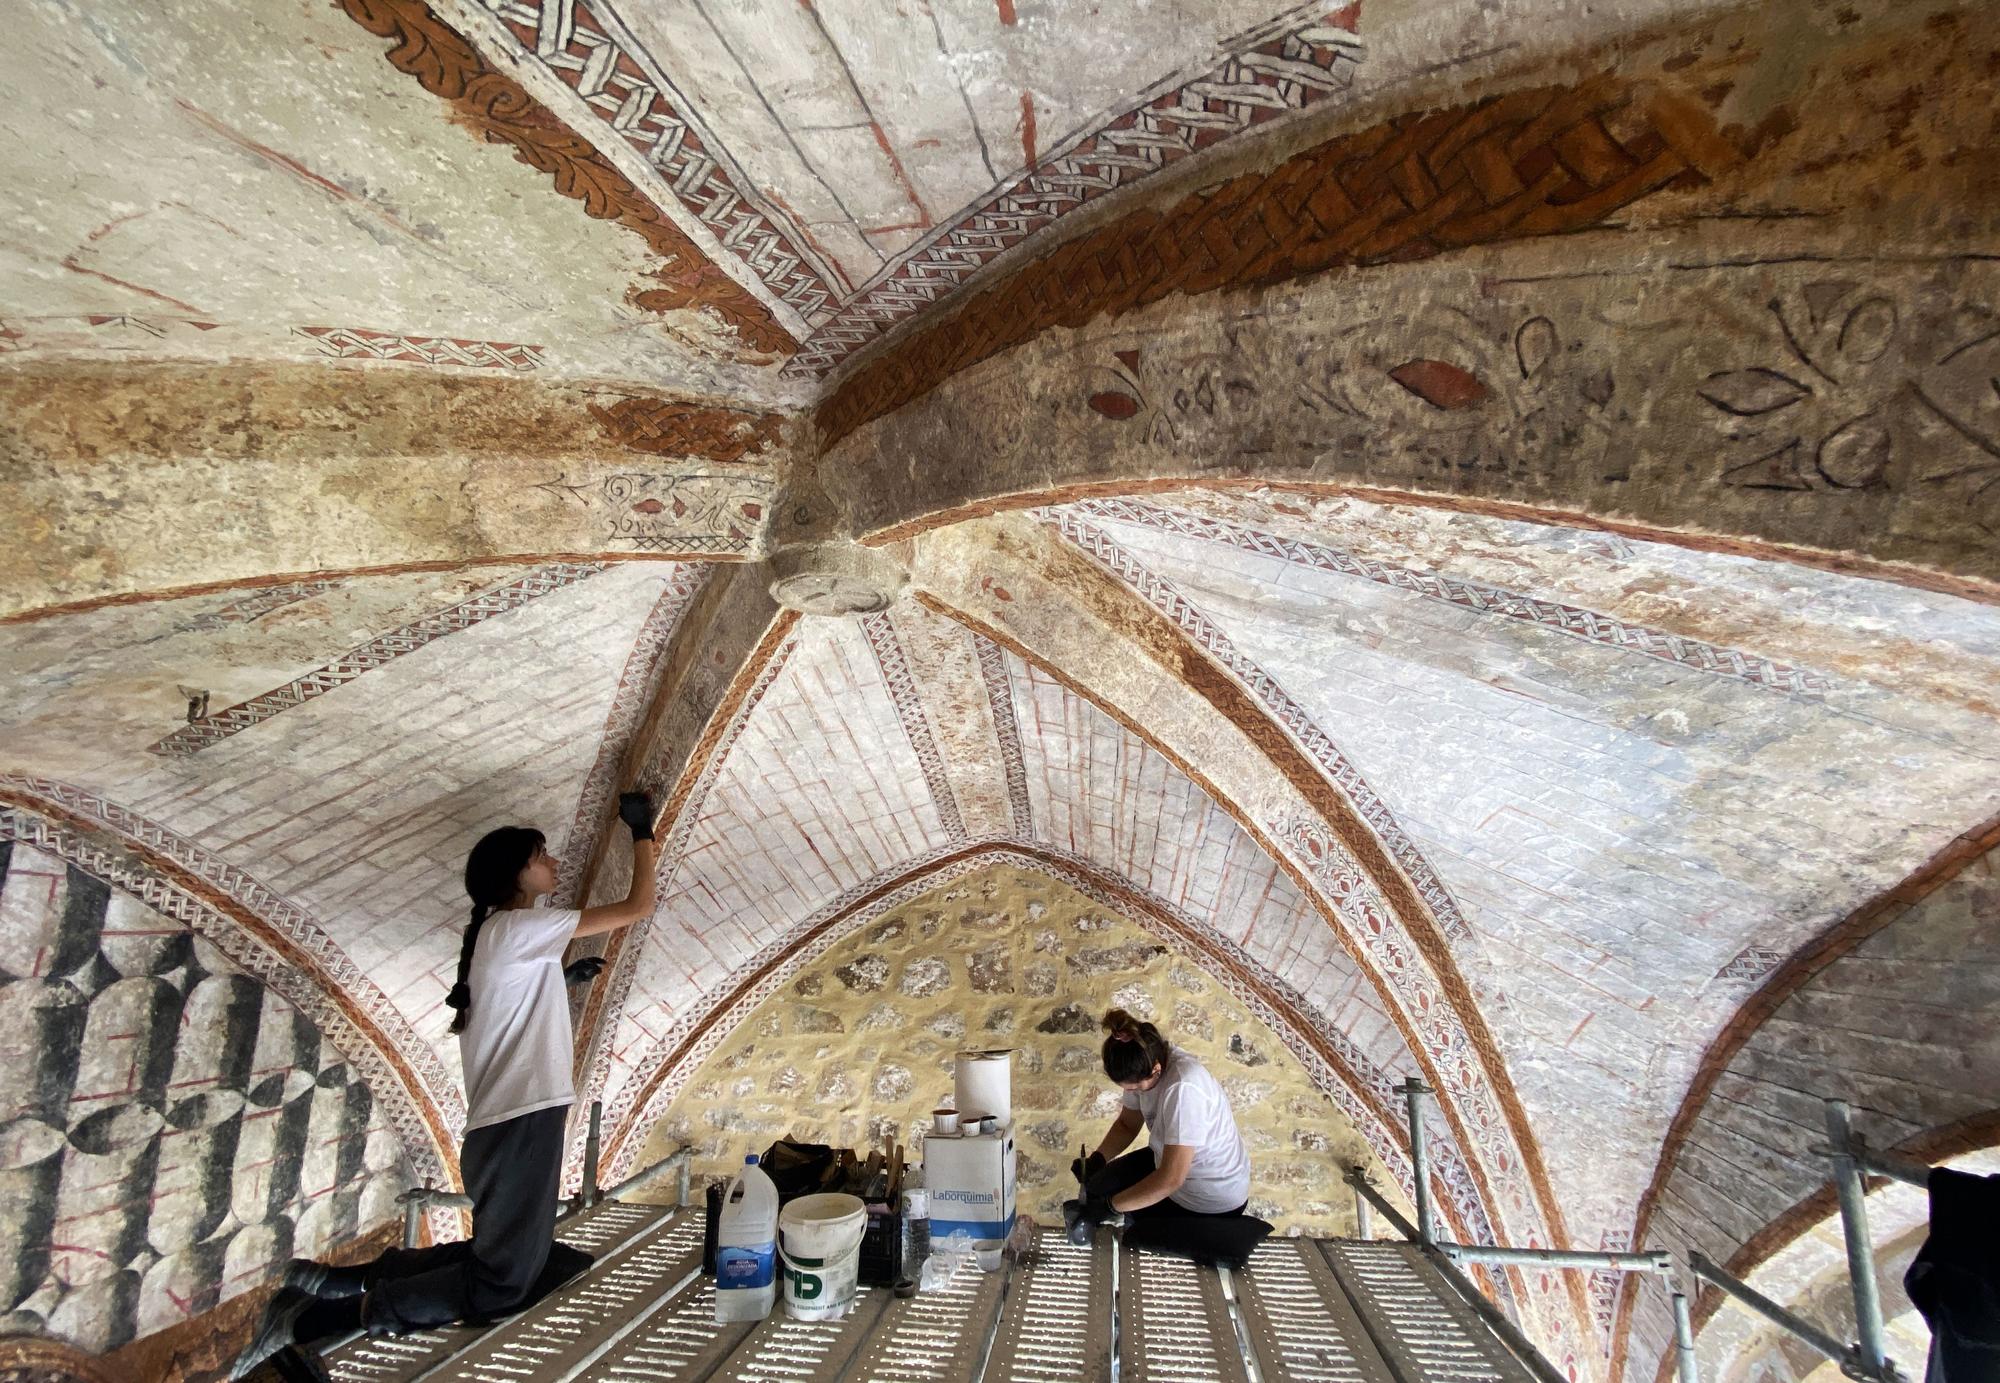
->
[4, 0, 1998, 1379]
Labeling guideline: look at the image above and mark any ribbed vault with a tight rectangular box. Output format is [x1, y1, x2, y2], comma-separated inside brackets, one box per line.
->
[3, 0, 1998, 1375]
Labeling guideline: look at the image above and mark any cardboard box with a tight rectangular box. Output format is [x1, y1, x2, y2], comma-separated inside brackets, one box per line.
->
[921, 1126, 1016, 1247]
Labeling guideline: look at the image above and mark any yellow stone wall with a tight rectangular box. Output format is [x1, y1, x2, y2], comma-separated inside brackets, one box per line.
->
[635, 862, 1396, 1234]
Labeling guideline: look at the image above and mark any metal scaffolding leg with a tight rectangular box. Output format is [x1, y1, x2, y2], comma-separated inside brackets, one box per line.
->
[582, 1100, 603, 1210]
[1353, 1182, 1375, 1240]
[1823, 1099, 1892, 1378]
[1672, 1286, 1700, 1383]
[1398, 1077, 1435, 1246]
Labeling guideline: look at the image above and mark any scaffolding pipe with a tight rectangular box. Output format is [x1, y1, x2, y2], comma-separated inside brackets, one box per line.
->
[1442, 1244, 1673, 1273]
[581, 1101, 603, 1210]
[396, 1186, 473, 1248]
[1425, 1246, 1576, 1383]
[1810, 1141, 1933, 1190]
[1672, 1286, 1700, 1383]
[1354, 1182, 1375, 1240]
[1823, 1100, 1893, 1377]
[1399, 1077, 1436, 1245]
[601, 1145, 695, 1204]
[1689, 1252, 1856, 1369]
[1343, 1165, 1420, 1242]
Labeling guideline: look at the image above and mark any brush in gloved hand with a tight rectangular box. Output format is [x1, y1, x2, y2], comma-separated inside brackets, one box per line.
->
[563, 956, 606, 987]
[1070, 1146, 1106, 1188]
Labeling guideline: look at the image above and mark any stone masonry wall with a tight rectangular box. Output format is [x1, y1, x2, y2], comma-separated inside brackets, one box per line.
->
[636, 863, 1393, 1234]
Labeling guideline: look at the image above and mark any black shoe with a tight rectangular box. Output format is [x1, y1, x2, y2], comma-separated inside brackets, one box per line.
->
[268, 1346, 334, 1382]
[232, 1288, 314, 1380]
[283, 1258, 364, 1300]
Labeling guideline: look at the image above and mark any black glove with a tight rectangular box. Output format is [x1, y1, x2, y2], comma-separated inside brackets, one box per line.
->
[1071, 1150, 1107, 1186]
[563, 956, 606, 987]
[618, 791, 655, 842]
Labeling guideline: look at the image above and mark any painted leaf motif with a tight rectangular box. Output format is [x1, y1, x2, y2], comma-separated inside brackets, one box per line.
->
[1515, 316, 1558, 379]
[1815, 413, 1892, 488]
[1088, 391, 1141, 420]
[1388, 359, 1488, 410]
[1697, 368, 1810, 417]
[1837, 298, 1897, 365]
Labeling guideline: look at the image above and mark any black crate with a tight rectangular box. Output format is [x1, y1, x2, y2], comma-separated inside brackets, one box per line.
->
[857, 1202, 903, 1287]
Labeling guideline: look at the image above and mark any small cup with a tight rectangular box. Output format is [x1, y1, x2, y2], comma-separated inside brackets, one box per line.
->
[933, 1109, 959, 1135]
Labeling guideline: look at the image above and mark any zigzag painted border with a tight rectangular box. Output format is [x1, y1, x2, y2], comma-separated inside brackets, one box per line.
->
[861, 612, 968, 841]
[1080, 498, 1832, 698]
[785, 6, 1364, 377]
[474, 0, 844, 324]
[570, 626, 803, 1137]
[1042, 513, 1586, 1365]
[148, 563, 607, 756]
[974, 635, 1035, 837]
[456, 0, 1362, 372]
[554, 565, 711, 907]
[1050, 507, 1475, 945]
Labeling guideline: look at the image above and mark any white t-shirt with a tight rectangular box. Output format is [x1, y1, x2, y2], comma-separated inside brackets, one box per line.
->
[459, 905, 581, 1132]
[1120, 1047, 1251, 1214]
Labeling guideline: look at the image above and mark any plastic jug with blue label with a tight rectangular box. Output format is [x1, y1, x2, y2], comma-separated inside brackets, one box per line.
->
[714, 1154, 778, 1322]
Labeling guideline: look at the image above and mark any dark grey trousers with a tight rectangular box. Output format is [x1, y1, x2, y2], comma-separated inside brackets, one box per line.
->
[360, 1105, 589, 1333]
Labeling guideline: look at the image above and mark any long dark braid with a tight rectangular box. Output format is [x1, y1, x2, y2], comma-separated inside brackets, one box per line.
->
[448, 826, 545, 1035]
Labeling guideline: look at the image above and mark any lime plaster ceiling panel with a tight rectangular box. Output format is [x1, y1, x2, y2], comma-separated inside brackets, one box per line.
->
[0, 561, 691, 1120]
[2, 0, 781, 392]
[1062, 493, 2000, 1241]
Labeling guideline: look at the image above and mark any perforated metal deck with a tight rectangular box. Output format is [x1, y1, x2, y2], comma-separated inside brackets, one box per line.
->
[308, 1215, 1552, 1383]
[1320, 1242, 1536, 1383]
[322, 1201, 673, 1383]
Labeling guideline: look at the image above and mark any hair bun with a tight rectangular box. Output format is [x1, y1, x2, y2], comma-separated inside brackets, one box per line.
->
[1101, 1007, 1136, 1034]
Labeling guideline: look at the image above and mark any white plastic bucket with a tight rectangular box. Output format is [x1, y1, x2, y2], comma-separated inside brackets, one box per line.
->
[777, 1193, 867, 1321]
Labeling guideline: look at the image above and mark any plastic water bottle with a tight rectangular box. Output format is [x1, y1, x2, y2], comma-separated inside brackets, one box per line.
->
[715, 1154, 778, 1322]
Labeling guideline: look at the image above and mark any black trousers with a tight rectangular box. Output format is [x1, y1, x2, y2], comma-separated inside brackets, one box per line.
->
[360, 1105, 590, 1333]
[1085, 1147, 1247, 1219]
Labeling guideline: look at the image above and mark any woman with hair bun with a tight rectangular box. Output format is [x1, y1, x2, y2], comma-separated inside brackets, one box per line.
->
[234, 791, 662, 1377]
[1068, 1007, 1258, 1260]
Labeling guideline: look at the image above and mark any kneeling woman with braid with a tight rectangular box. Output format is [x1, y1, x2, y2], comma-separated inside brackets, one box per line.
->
[236, 792, 660, 1376]
[1068, 1008, 1271, 1266]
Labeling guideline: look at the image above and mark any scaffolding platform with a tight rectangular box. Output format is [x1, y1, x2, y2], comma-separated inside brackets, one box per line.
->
[315, 1208, 1541, 1383]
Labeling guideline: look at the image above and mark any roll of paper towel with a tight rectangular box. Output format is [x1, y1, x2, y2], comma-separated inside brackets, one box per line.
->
[953, 1049, 1012, 1126]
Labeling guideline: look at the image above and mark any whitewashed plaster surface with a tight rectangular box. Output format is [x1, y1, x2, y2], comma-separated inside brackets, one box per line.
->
[2, 0, 779, 391]
[611, 0, 1345, 284]
[596, 615, 959, 1120]
[597, 597, 1433, 1139]
[1070, 494, 2000, 1242]
[0, 562, 681, 1114]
